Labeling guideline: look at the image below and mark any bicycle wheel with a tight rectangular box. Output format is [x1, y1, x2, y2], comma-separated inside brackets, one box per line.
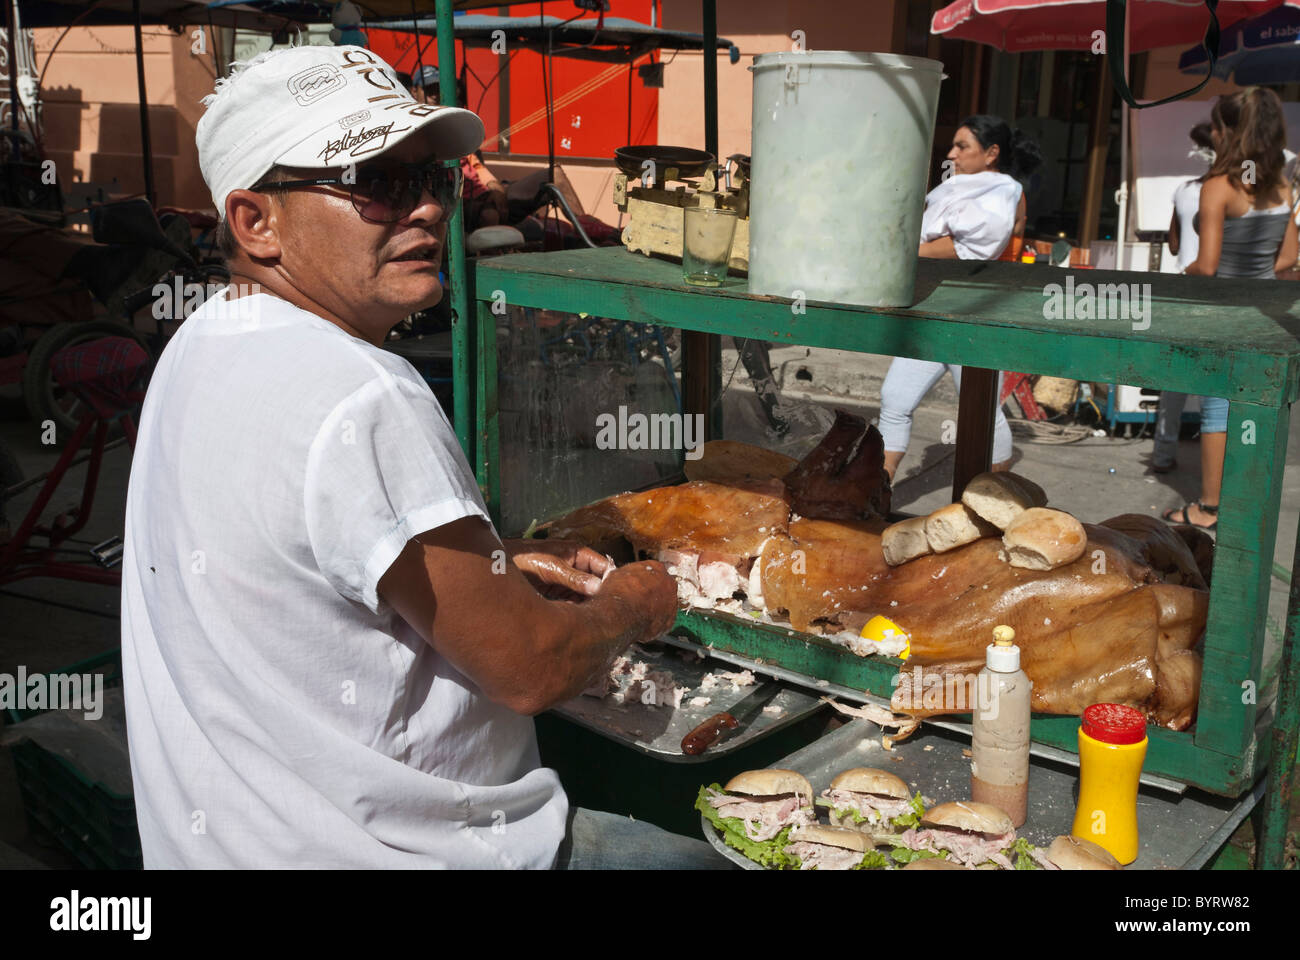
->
[21, 320, 152, 434]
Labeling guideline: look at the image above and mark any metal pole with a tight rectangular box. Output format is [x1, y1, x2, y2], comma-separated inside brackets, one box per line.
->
[409, 0, 426, 76]
[1114, 1, 1129, 263]
[686, 0, 721, 439]
[131, 0, 155, 206]
[437, 0, 473, 461]
[5, 0, 20, 160]
[702, 0, 717, 158]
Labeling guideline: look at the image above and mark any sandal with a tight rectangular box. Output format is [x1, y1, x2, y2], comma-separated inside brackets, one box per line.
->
[1162, 500, 1218, 532]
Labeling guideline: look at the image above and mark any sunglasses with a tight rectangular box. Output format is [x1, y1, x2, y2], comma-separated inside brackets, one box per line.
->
[255, 160, 463, 224]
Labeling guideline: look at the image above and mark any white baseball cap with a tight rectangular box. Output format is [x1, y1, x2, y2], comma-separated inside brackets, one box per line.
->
[197, 44, 484, 216]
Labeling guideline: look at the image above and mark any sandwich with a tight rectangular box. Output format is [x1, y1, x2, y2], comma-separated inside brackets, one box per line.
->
[1033, 834, 1123, 870]
[901, 857, 968, 870]
[783, 824, 890, 870]
[816, 767, 925, 841]
[696, 769, 817, 868]
[888, 800, 1036, 869]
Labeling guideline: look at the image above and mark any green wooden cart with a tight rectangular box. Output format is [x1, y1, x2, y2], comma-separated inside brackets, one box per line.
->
[430, 0, 1299, 868]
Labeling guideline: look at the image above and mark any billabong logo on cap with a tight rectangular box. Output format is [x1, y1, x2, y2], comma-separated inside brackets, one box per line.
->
[287, 64, 345, 106]
[318, 122, 413, 163]
[338, 110, 371, 129]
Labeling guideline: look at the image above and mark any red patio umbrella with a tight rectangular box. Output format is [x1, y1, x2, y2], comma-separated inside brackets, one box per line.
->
[931, 0, 1289, 53]
[933, 0, 1294, 262]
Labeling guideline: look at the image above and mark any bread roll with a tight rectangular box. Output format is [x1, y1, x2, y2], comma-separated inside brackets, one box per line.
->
[961, 472, 1048, 529]
[921, 800, 1014, 836]
[723, 769, 813, 803]
[924, 503, 998, 554]
[902, 857, 967, 870]
[829, 767, 910, 799]
[1000, 507, 1087, 571]
[1047, 835, 1121, 870]
[881, 516, 932, 566]
[789, 824, 870, 852]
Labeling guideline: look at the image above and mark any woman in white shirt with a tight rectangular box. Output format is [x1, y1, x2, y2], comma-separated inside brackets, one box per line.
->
[879, 115, 1041, 480]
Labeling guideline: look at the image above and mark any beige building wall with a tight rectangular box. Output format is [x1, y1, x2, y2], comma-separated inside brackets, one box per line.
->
[34, 25, 216, 211]
[658, 0, 901, 158]
[500, 0, 901, 230]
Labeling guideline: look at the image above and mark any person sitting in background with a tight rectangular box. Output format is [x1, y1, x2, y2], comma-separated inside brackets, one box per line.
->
[878, 115, 1041, 481]
[1161, 87, 1298, 532]
[407, 65, 617, 244]
[409, 64, 441, 104]
[1151, 121, 1215, 474]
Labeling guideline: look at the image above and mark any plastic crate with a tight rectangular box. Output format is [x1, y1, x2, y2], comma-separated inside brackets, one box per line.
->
[4, 648, 142, 870]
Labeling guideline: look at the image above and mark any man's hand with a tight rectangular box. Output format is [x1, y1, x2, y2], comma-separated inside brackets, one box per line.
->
[378, 518, 682, 714]
[600, 560, 679, 644]
[504, 537, 612, 598]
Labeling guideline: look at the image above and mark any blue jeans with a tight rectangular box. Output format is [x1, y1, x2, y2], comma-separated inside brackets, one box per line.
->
[554, 807, 737, 870]
[1154, 394, 1228, 466]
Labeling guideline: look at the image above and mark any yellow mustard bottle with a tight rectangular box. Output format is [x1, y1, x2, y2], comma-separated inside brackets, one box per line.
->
[1071, 702, 1147, 865]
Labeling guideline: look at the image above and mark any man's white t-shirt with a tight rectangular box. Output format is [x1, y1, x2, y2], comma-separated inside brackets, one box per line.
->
[120, 288, 567, 868]
[920, 170, 1022, 261]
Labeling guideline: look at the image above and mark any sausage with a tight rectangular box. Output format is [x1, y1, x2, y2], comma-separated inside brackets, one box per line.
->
[680, 712, 738, 755]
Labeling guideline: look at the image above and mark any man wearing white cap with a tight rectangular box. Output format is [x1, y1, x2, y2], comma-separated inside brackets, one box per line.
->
[120, 45, 725, 869]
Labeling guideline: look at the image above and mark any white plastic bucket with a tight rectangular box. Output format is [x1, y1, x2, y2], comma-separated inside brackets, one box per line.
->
[747, 51, 944, 308]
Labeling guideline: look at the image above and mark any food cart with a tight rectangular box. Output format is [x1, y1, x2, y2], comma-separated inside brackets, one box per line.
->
[435, 0, 1299, 869]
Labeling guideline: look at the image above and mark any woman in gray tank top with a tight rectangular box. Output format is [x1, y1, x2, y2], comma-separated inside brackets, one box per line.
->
[1160, 88, 1298, 532]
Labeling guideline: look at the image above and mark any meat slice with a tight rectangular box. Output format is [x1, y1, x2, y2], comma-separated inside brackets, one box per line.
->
[545, 479, 789, 563]
[897, 827, 1016, 868]
[757, 518, 890, 632]
[684, 440, 799, 485]
[705, 789, 817, 841]
[823, 789, 913, 822]
[783, 410, 892, 522]
[785, 842, 864, 870]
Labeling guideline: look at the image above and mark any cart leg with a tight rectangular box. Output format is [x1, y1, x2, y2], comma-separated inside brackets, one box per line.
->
[1256, 512, 1300, 869]
[952, 365, 997, 500]
[682, 331, 721, 440]
[473, 299, 502, 528]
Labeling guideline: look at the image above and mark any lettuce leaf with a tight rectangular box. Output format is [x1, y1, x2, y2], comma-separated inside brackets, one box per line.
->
[854, 849, 892, 870]
[1008, 837, 1039, 870]
[817, 792, 924, 830]
[695, 784, 802, 870]
[891, 793, 926, 830]
[887, 844, 943, 865]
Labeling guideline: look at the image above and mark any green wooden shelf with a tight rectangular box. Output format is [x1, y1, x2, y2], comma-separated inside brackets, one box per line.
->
[464, 244, 1300, 869]
[475, 247, 1300, 404]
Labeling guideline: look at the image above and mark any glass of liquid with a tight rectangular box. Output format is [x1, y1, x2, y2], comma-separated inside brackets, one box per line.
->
[682, 205, 738, 287]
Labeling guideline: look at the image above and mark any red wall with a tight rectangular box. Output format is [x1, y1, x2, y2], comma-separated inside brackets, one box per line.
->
[367, 0, 659, 159]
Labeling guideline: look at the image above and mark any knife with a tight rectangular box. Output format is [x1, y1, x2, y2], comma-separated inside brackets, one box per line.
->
[680, 682, 782, 756]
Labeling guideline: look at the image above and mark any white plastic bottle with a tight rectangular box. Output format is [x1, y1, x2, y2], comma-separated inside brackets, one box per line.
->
[971, 625, 1031, 827]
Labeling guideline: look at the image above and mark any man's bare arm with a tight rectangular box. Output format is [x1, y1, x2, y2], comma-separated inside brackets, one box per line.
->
[918, 235, 959, 259]
[378, 516, 677, 715]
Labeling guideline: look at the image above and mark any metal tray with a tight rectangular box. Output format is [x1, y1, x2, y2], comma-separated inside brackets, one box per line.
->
[701, 718, 1265, 870]
[663, 621, 1187, 794]
[552, 642, 826, 762]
